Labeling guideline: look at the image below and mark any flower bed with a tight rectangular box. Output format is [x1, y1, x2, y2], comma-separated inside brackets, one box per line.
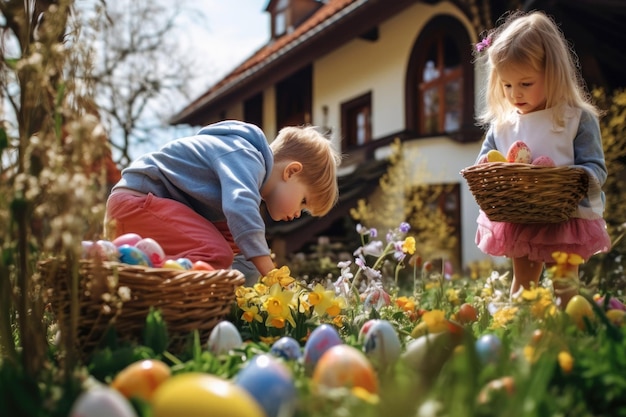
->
[6, 224, 626, 417]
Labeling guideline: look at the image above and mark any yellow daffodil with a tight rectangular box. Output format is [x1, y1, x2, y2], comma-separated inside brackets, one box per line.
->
[422, 309, 449, 333]
[263, 283, 296, 328]
[240, 304, 263, 323]
[325, 296, 347, 317]
[490, 306, 519, 329]
[558, 350, 574, 374]
[262, 265, 296, 288]
[308, 283, 336, 316]
[253, 282, 269, 296]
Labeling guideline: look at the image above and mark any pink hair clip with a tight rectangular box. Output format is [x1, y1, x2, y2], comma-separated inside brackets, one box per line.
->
[475, 35, 492, 53]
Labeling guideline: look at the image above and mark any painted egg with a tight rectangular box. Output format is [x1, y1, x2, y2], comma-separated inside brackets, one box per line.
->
[235, 354, 298, 417]
[358, 319, 380, 342]
[477, 376, 515, 404]
[96, 240, 120, 260]
[506, 141, 532, 163]
[192, 260, 214, 271]
[486, 149, 507, 162]
[270, 336, 302, 361]
[475, 334, 502, 365]
[565, 295, 594, 330]
[162, 259, 186, 270]
[118, 244, 152, 267]
[207, 321, 243, 355]
[606, 309, 626, 326]
[312, 344, 378, 394]
[532, 155, 556, 167]
[110, 359, 171, 402]
[363, 319, 401, 370]
[69, 386, 137, 417]
[152, 373, 264, 417]
[401, 332, 460, 383]
[113, 233, 143, 248]
[303, 324, 343, 375]
[134, 238, 166, 268]
[176, 258, 193, 270]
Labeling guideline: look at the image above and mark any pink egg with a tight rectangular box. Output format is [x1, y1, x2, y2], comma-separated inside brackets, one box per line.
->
[135, 238, 166, 267]
[506, 141, 532, 163]
[532, 155, 556, 167]
[312, 345, 378, 394]
[113, 233, 143, 248]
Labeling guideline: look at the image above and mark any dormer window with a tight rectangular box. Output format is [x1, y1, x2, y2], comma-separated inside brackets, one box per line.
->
[266, 0, 323, 40]
[274, 0, 288, 37]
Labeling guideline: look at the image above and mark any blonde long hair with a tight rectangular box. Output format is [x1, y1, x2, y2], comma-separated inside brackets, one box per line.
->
[476, 11, 599, 128]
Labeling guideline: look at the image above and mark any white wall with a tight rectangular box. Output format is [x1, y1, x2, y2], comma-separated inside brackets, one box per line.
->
[309, 2, 491, 267]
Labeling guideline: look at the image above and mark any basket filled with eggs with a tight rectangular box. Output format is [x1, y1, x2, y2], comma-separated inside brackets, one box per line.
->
[460, 141, 589, 224]
[40, 233, 245, 354]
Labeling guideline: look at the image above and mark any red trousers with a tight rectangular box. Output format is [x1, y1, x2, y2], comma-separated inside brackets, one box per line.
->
[105, 192, 237, 269]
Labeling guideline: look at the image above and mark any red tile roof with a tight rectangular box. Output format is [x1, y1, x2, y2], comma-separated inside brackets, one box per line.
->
[189, 0, 357, 106]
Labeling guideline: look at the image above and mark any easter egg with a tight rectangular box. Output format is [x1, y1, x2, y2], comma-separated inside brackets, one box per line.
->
[69, 386, 137, 417]
[486, 149, 507, 162]
[176, 258, 193, 270]
[96, 240, 120, 260]
[457, 303, 479, 324]
[477, 376, 515, 404]
[235, 354, 298, 417]
[312, 344, 378, 394]
[270, 336, 302, 361]
[152, 373, 265, 417]
[135, 238, 166, 268]
[192, 260, 214, 271]
[358, 319, 380, 342]
[207, 321, 243, 355]
[606, 309, 626, 326]
[162, 259, 186, 270]
[475, 334, 502, 365]
[110, 359, 171, 402]
[531, 155, 556, 167]
[565, 295, 594, 330]
[506, 141, 532, 163]
[118, 244, 152, 266]
[401, 332, 460, 382]
[303, 324, 343, 375]
[363, 319, 401, 370]
[113, 233, 143, 248]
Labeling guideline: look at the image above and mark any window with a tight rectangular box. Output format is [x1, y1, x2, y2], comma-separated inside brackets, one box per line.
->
[405, 16, 478, 142]
[273, 0, 289, 37]
[276, 65, 312, 128]
[341, 92, 372, 151]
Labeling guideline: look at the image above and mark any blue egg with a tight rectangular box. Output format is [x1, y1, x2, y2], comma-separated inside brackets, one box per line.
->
[235, 354, 298, 417]
[176, 257, 193, 270]
[270, 336, 302, 361]
[303, 324, 343, 375]
[118, 244, 152, 267]
[475, 334, 502, 365]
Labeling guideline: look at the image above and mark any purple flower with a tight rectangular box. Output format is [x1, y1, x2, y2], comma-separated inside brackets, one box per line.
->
[475, 35, 492, 53]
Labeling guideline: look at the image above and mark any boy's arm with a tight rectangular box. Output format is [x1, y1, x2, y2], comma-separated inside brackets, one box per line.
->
[249, 255, 276, 277]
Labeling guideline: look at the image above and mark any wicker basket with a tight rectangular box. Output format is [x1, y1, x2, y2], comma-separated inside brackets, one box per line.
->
[40, 258, 245, 354]
[460, 162, 589, 224]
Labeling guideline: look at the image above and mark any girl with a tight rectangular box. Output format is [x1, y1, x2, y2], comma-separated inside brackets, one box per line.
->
[473, 11, 611, 306]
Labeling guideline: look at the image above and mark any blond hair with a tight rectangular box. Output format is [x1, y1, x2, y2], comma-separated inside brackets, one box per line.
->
[270, 126, 341, 216]
[477, 11, 598, 128]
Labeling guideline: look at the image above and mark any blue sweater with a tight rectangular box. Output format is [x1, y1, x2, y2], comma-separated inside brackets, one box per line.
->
[114, 120, 274, 260]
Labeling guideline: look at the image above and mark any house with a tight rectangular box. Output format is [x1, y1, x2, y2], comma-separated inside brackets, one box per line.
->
[168, 0, 626, 272]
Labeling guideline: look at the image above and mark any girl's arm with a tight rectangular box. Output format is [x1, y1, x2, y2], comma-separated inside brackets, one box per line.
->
[475, 127, 497, 164]
[572, 110, 607, 186]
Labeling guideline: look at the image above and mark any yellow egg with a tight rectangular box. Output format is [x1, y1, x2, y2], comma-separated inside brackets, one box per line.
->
[162, 259, 186, 270]
[487, 150, 507, 162]
[111, 359, 171, 402]
[605, 309, 626, 326]
[152, 373, 265, 417]
[565, 295, 594, 330]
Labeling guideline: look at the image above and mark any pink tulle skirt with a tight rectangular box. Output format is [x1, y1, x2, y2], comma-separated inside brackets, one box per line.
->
[475, 211, 612, 263]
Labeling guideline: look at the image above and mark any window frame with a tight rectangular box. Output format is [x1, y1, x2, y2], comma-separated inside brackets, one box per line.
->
[405, 16, 477, 142]
[340, 91, 372, 152]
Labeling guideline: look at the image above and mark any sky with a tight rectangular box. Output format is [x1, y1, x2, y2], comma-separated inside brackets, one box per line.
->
[187, 0, 270, 88]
